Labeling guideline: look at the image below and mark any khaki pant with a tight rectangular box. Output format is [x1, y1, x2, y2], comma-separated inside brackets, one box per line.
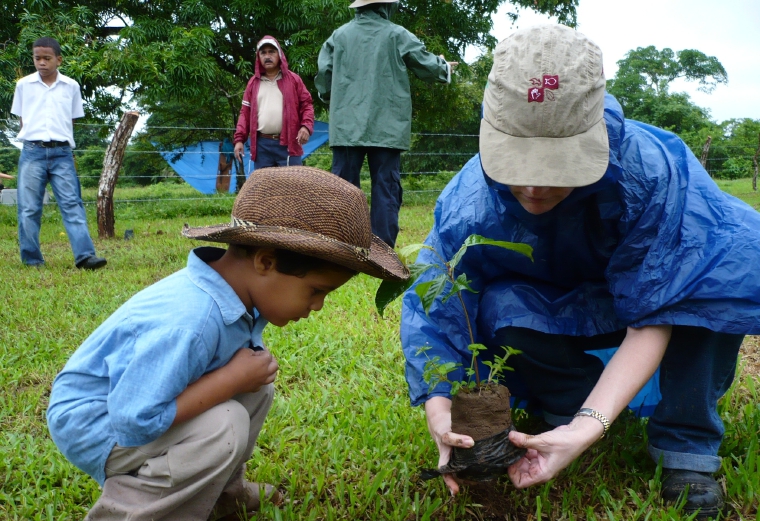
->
[85, 385, 274, 521]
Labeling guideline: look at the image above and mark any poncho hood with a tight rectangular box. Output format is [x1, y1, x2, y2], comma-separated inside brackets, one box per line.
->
[254, 35, 290, 79]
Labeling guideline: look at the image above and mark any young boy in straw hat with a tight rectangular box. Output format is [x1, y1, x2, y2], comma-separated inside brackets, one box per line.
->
[47, 166, 408, 520]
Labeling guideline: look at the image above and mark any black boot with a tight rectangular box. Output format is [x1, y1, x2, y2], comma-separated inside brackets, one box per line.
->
[76, 255, 107, 270]
[661, 469, 724, 519]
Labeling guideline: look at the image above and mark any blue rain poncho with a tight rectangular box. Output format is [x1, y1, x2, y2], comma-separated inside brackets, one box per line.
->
[401, 94, 760, 407]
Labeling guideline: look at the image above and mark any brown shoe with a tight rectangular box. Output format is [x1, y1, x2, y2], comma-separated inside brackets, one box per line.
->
[210, 481, 284, 520]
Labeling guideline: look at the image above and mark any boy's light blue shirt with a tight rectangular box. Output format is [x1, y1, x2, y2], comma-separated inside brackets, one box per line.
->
[47, 247, 268, 485]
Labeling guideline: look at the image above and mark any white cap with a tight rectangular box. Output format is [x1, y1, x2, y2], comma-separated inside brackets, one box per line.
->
[479, 24, 609, 187]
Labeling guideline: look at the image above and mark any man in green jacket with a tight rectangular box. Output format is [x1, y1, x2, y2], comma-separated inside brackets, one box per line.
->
[315, 0, 456, 247]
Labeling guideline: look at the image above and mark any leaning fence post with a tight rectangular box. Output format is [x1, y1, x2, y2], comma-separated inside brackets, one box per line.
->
[700, 135, 712, 173]
[753, 133, 759, 192]
[97, 111, 139, 238]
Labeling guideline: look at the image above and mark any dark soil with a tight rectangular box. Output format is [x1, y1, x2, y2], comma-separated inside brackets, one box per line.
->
[451, 383, 513, 440]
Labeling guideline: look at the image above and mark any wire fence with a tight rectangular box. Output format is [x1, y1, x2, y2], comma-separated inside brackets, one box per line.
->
[1, 119, 757, 206]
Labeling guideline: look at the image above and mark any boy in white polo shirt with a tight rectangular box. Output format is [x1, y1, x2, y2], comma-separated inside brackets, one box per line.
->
[11, 37, 106, 270]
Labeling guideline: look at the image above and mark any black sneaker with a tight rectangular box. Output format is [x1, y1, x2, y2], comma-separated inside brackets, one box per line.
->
[76, 256, 107, 270]
[661, 469, 724, 519]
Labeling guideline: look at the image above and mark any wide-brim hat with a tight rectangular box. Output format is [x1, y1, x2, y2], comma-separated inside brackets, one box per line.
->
[479, 24, 609, 188]
[349, 0, 398, 8]
[183, 166, 409, 281]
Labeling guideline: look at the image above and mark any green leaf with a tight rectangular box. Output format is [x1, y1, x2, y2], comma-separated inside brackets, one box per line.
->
[449, 242, 470, 271]
[415, 345, 432, 356]
[462, 234, 534, 261]
[374, 263, 436, 317]
[414, 273, 449, 315]
[435, 362, 460, 377]
[442, 273, 476, 303]
[398, 243, 434, 265]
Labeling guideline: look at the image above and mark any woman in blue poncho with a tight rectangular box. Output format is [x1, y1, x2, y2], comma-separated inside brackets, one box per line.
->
[401, 24, 760, 519]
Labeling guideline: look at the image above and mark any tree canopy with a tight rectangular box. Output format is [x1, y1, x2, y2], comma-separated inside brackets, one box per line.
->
[606, 45, 727, 134]
[1, 0, 579, 140]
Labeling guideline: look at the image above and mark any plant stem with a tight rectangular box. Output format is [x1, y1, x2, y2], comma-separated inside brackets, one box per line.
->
[456, 288, 480, 385]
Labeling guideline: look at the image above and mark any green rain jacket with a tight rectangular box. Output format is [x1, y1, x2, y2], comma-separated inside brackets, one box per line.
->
[315, 4, 450, 150]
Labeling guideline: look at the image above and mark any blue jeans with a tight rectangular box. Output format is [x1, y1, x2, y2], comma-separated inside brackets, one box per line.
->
[253, 136, 302, 169]
[17, 142, 96, 266]
[331, 146, 402, 247]
[488, 326, 743, 473]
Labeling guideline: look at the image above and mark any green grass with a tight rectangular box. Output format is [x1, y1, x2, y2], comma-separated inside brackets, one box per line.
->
[0, 179, 758, 520]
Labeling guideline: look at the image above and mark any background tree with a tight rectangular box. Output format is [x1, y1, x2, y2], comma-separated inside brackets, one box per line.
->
[704, 118, 760, 180]
[606, 45, 727, 134]
[1, 0, 579, 138]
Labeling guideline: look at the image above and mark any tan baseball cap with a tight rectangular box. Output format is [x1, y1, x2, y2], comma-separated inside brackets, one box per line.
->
[479, 24, 609, 188]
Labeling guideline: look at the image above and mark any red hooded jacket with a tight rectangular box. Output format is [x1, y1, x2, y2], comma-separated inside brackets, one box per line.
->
[234, 36, 315, 159]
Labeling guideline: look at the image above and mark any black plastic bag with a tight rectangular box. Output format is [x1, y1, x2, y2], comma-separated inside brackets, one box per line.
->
[420, 425, 526, 482]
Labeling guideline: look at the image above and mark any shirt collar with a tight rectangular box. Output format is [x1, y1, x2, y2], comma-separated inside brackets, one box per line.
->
[34, 71, 62, 87]
[186, 246, 254, 326]
[262, 71, 282, 82]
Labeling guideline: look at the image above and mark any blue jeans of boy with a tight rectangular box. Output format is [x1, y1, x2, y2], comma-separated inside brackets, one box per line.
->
[253, 136, 302, 169]
[489, 325, 743, 473]
[331, 146, 402, 247]
[17, 142, 96, 266]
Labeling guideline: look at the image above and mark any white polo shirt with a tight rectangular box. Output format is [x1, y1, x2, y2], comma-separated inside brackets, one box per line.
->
[11, 71, 85, 148]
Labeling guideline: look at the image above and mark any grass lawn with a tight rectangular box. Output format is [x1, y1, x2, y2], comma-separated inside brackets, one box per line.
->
[0, 178, 758, 520]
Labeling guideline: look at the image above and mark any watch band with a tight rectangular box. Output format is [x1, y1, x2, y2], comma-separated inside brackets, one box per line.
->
[574, 408, 611, 438]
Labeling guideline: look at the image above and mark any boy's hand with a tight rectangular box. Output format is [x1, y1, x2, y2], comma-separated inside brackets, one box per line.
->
[225, 347, 279, 394]
[173, 348, 279, 426]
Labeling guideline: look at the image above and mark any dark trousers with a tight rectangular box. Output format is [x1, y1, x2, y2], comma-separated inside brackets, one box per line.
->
[331, 146, 402, 247]
[253, 136, 302, 170]
[489, 325, 743, 472]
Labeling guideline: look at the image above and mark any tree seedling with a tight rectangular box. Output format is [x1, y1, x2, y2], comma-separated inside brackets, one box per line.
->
[376, 234, 533, 392]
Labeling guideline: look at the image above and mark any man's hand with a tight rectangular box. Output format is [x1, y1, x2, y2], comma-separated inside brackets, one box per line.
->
[439, 54, 459, 69]
[224, 347, 279, 395]
[233, 141, 245, 162]
[0, 172, 14, 180]
[425, 396, 474, 495]
[296, 126, 310, 146]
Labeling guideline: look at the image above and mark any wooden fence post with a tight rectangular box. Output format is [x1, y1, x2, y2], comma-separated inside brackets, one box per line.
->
[97, 111, 139, 238]
[700, 135, 712, 173]
[753, 133, 759, 192]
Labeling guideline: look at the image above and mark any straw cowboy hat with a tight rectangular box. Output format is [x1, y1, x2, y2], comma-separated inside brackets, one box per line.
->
[183, 166, 409, 281]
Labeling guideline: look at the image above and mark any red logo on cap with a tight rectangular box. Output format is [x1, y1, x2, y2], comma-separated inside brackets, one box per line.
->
[543, 75, 559, 89]
[528, 75, 559, 102]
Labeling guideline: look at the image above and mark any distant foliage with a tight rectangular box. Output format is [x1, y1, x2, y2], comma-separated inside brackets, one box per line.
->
[0, 0, 578, 135]
[607, 45, 758, 179]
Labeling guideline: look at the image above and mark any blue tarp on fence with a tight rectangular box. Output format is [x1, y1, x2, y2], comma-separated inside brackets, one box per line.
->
[158, 121, 329, 194]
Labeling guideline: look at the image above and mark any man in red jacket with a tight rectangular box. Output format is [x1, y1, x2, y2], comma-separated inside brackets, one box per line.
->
[234, 36, 314, 169]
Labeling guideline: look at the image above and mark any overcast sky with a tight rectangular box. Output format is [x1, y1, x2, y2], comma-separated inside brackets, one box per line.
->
[465, 0, 760, 123]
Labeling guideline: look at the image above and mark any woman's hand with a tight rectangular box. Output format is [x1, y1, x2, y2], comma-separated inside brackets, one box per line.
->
[507, 415, 604, 488]
[508, 325, 671, 488]
[425, 396, 474, 495]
